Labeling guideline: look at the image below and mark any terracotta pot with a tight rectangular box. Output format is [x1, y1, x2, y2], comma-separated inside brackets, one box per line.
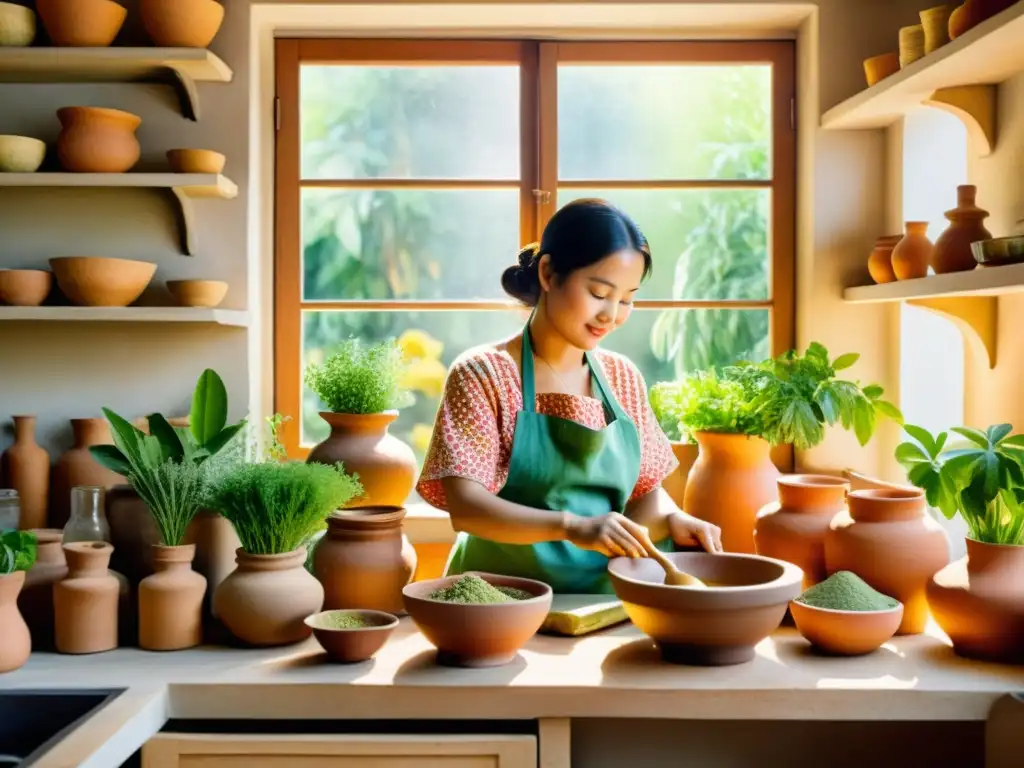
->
[56, 107, 140, 173]
[683, 432, 781, 555]
[183, 509, 241, 619]
[790, 600, 903, 656]
[754, 474, 850, 590]
[927, 538, 1024, 663]
[306, 609, 399, 664]
[932, 185, 991, 274]
[950, 0, 1016, 38]
[139, 544, 206, 651]
[825, 489, 950, 635]
[898, 24, 926, 68]
[307, 411, 417, 508]
[867, 235, 903, 284]
[17, 528, 68, 651]
[863, 53, 900, 87]
[54, 541, 120, 654]
[213, 547, 324, 647]
[314, 508, 417, 616]
[166, 149, 225, 174]
[50, 418, 126, 529]
[0, 571, 30, 674]
[36, 0, 126, 47]
[167, 279, 228, 308]
[661, 441, 698, 509]
[0, 269, 52, 307]
[49, 256, 156, 308]
[891, 221, 934, 280]
[921, 4, 957, 53]
[140, 0, 225, 48]
[1, 415, 50, 530]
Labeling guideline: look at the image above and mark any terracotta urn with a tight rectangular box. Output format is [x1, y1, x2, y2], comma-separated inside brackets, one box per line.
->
[307, 411, 417, 508]
[214, 547, 324, 647]
[661, 441, 699, 509]
[1, 415, 50, 530]
[931, 185, 991, 274]
[54, 541, 120, 654]
[0, 570, 30, 674]
[825, 488, 950, 635]
[927, 538, 1024, 663]
[867, 235, 903, 284]
[50, 418, 126, 529]
[138, 544, 206, 651]
[754, 474, 850, 589]
[683, 432, 781, 555]
[183, 509, 242, 619]
[17, 528, 68, 651]
[56, 107, 141, 173]
[891, 221, 934, 280]
[314, 508, 417, 616]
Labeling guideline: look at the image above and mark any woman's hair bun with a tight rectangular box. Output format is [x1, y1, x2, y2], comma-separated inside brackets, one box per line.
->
[501, 244, 542, 306]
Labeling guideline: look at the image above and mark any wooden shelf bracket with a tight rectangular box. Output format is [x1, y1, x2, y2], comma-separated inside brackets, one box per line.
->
[907, 295, 998, 369]
[922, 85, 997, 157]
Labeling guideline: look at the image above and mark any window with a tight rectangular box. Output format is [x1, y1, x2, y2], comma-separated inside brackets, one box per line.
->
[274, 39, 796, 483]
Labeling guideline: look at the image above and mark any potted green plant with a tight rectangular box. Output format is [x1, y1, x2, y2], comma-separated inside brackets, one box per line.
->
[897, 422, 1024, 663]
[206, 460, 363, 646]
[304, 338, 417, 508]
[0, 529, 37, 673]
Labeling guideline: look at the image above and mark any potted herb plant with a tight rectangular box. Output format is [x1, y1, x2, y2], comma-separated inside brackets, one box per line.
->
[0, 529, 37, 673]
[206, 460, 363, 646]
[897, 423, 1024, 662]
[649, 381, 699, 510]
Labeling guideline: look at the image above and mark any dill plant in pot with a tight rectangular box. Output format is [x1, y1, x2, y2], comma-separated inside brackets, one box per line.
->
[0, 529, 36, 673]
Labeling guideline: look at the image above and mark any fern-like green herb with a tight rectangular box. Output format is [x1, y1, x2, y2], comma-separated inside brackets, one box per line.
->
[130, 458, 207, 549]
[304, 338, 413, 414]
[204, 461, 363, 555]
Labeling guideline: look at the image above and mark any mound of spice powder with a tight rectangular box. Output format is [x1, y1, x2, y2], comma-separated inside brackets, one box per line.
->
[795, 571, 899, 611]
[315, 612, 376, 629]
[428, 574, 533, 604]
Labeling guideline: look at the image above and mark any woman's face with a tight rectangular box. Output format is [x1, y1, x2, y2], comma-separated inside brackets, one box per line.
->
[539, 249, 647, 351]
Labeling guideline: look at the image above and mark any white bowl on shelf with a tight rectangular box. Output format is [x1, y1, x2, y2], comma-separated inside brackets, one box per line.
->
[0, 135, 46, 173]
[0, 2, 36, 47]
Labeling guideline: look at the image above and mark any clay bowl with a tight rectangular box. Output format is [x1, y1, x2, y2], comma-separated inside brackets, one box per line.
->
[0, 269, 52, 306]
[0, 3, 36, 47]
[863, 52, 900, 86]
[49, 256, 156, 307]
[141, 0, 225, 48]
[167, 279, 228, 308]
[0, 135, 46, 172]
[36, 0, 126, 47]
[608, 552, 803, 666]
[167, 149, 225, 174]
[305, 609, 399, 664]
[402, 571, 553, 668]
[790, 600, 904, 656]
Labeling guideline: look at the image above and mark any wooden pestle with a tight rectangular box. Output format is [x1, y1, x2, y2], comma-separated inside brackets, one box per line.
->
[637, 531, 707, 589]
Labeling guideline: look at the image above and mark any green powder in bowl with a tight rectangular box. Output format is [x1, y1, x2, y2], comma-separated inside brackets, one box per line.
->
[795, 571, 899, 611]
[428, 574, 534, 604]
[309, 611, 387, 630]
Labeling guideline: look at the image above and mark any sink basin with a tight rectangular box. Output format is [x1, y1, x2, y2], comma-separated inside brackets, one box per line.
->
[0, 689, 123, 766]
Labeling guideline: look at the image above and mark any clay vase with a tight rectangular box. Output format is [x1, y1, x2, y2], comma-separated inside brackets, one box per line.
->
[867, 235, 903, 284]
[307, 412, 417, 508]
[138, 544, 207, 651]
[183, 510, 241, 619]
[932, 185, 991, 274]
[661, 441, 699, 509]
[825, 489, 950, 635]
[891, 221, 934, 280]
[213, 547, 324, 647]
[314, 508, 417, 615]
[927, 539, 1024, 663]
[754, 474, 850, 590]
[683, 432, 781, 555]
[0, 571, 30, 674]
[50, 418, 126, 529]
[56, 107, 141, 173]
[1, 415, 50, 530]
[16, 529, 68, 651]
[53, 541, 120, 654]
[105, 484, 161, 585]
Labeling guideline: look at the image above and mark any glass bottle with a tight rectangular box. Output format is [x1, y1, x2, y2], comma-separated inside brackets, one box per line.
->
[0, 489, 20, 530]
[62, 486, 111, 544]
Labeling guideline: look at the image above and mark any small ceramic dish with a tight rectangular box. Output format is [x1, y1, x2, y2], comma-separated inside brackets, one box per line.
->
[790, 599, 904, 656]
[971, 236, 1024, 267]
[305, 609, 398, 663]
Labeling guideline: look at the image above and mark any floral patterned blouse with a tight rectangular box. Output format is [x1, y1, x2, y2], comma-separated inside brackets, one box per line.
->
[416, 345, 678, 510]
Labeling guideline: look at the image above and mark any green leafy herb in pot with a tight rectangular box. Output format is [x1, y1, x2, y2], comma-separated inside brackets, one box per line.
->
[0, 529, 37, 576]
[304, 338, 414, 415]
[795, 571, 899, 611]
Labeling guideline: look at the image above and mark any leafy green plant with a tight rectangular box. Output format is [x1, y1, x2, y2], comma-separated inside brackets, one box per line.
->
[896, 423, 1024, 545]
[304, 338, 413, 415]
[204, 461, 363, 555]
[650, 371, 757, 443]
[0, 529, 37, 576]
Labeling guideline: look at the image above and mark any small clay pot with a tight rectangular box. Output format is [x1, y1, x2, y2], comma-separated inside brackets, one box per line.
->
[53, 541, 120, 654]
[950, 0, 1016, 39]
[661, 441, 698, 509]
[140, 0, 224, 48]
[166, 279, 228, 308]
[790, 600, 903, 656]
[0, 269, 52, 307]
[17, 529, 68, 651]
[306, 609, 398, 664]
[0, 571, 30, 674]
[138, 544, 207, 651]
[0, 415, 50, 530]
[56, 106, 140, 173]
[167, 149, 225, 174]
[863, 53, 900, 87]
[898, 24, 926, 68]
[921, 4, 957, 53]
[50, 418, 126, 529]
[867, 235, 904, 284]
[36, 0, 126, 47]
[932, 185, 990, 274]
[891, 222, 934, 280]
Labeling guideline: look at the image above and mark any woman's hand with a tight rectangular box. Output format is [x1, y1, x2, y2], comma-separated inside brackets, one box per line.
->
[669, 512, 723, 554]
[566, 512, 649, 558]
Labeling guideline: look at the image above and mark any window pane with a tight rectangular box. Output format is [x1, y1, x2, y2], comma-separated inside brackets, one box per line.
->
[300, 65, 520, 179]
[558, 65, 771, 180]
[302, 188, 520, 301]
[558, 189, 770, 300]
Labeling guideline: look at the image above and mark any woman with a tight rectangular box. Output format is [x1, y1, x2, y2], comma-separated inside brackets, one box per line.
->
[416, 199, 722, 594]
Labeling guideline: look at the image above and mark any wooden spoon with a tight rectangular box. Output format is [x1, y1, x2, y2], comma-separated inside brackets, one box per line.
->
[638, 534, 707, 589]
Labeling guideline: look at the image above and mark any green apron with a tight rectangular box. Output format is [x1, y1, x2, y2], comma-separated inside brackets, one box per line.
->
[445, 322, 669, 594]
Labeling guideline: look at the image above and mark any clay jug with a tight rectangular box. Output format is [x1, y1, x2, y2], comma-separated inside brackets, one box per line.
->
[213, 547, 324, 647]
[307, 411, 417, 508]
[931, 185, 991, 273]
[754, 474, 850, 589]
[867, 235, 903, 284]
[105, 484, 161, 584]
[17, 528, 68, 651]
[683, 432, 781, 554]
[56, 107, 141, 173]
[825, 488, 950, 635]
[0, 571, 31, 674]
[661, 441, 699, 509]
[138, 544, 207, 651]
[184, 509, 241, 619]
[54, 541, 120, 654]
[314, 508, 417, 615]
[1, 415, 50, 530]
[51, 418, 126, 529]
[891, 222, 934, 280]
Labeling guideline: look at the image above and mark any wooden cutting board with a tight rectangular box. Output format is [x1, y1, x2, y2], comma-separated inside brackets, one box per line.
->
[540, 594, 630, 637]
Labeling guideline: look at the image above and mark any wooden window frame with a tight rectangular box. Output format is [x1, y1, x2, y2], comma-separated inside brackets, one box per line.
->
[274, 38, 796, 466]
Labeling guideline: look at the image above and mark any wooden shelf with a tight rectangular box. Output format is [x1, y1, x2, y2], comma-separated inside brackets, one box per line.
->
[0, 48, 233, 121]
[821, 2, 1024, 155]
[0, 173, 238, 256]
[0, 306, 249, 326]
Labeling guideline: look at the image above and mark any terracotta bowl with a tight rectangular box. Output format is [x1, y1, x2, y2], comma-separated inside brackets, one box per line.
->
[166, 149, 226, 174]
[0, 269, 52, 306]
[863, 52, 900, 86]
[305, 609, 399, 664]
[0, 135, 46, 172]
[167, 279, 228, 308]
[402, 571, 553, 668]
[36, 0, 126, 47]
[49, 256, 156, 307]
[608, 552, 803, 666]
[0, 2, 37, 47]
[790, 600, 904, 656]
[140, 0, 225, 48]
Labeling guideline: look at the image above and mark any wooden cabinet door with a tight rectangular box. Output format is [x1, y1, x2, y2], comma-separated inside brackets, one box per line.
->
[142, 733, 537, 768]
